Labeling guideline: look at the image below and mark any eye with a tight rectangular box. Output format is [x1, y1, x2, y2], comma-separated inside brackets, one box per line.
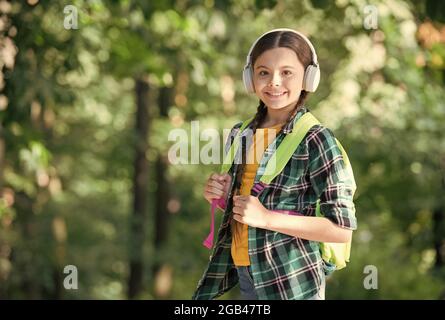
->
[283, 70, 292, 76]
[258, 70, 268, 76]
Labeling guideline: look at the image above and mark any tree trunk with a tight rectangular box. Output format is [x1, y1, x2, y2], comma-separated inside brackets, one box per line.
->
[0, 123, 4, 190]
[0, 122, 6, 298]
[435, 155, 445, 269]
[128, 77, 150, 299]
[153, 86, 173, 299]
[13, 192, 40, 299]
[51, 216, 67, 299]
[435, 155, 445, 299]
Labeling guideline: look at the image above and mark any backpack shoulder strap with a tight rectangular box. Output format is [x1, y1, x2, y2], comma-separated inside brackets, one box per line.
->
[220, 117, 253, 173]
[260, 112, 320, 184]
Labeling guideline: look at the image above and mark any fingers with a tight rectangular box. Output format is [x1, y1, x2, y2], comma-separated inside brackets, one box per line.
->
[220, 174, 232, 193]
[210, 173, 231, 184]
[206, 173, 232, 196]
[208, 180, 224, 192]
[204, 179, 225, 202]
[209, 173, 227, 182]
[232, 196, 246, 213]
[204, 186, 224, 198]
[205, 173, 234, 203]
[233, 195, 248, 203]
[219, 173, 231, 183]
[208, 174, 225, 189]
[206, 175, 224, 191]
[232, 206, 244, 215]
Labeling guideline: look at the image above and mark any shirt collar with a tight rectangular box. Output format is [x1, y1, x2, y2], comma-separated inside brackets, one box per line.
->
[282, 106, 309, 134]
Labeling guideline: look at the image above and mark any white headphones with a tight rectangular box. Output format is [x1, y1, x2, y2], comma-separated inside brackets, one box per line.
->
[242, 28, 320, 93]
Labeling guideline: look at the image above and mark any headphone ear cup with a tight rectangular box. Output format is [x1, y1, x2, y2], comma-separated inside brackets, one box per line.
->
[303, 65, 320, 92]
[243, 65, 255, 93]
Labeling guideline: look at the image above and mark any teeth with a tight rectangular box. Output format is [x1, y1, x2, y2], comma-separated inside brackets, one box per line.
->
[267, 92, 285, 96]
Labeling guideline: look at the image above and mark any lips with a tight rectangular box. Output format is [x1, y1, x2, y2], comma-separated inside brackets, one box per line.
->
[265, 91, 287, 98]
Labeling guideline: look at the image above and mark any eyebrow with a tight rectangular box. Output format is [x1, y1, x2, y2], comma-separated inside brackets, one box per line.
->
[255, 65, 296, 69]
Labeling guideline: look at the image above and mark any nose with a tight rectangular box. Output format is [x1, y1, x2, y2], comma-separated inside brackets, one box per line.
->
[269, 71, 282, 87]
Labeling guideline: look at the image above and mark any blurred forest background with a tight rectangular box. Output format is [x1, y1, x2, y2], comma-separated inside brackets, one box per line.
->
[0, 0, 444, 299]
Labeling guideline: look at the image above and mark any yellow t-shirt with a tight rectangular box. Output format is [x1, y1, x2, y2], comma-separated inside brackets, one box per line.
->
[231, 122, 284, 266]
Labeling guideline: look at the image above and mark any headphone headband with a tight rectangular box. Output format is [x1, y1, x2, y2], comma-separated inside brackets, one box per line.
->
[245, 28, 318, 66]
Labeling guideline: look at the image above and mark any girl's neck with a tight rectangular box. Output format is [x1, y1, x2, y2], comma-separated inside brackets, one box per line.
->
[262, 102, 301, 127]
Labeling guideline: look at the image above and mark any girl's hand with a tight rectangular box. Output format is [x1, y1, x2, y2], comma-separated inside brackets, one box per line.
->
[203, 173, 232, 205]
[232, 195, 271, 229]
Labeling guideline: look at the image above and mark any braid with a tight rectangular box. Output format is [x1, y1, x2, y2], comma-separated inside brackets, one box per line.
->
[233, 100, 267, 194]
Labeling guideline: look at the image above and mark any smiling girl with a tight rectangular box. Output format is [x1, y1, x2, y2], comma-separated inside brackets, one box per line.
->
[193, 28, 357, 300]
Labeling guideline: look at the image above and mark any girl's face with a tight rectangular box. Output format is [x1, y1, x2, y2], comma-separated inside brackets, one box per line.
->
[252, 47, 305, 111]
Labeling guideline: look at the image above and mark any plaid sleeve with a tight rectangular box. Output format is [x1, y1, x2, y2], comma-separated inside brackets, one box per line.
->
[307, 126, 357, 230]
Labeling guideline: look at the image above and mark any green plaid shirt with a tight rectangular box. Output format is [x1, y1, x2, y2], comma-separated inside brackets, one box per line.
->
[192, 107, 357, 300]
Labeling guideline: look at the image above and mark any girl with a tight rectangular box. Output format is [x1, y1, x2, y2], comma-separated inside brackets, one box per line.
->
[193, 28, 357, 300]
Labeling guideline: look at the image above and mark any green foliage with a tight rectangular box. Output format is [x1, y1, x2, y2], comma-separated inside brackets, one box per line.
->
[1, 0, 444, 299]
